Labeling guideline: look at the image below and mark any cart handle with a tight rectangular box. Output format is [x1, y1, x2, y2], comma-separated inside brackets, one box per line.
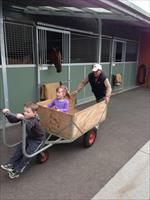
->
[21, 120, 72, 158]
[97, 104, 107, 126]
[1, 113, 21, 148]
[21, 120, 53, 158]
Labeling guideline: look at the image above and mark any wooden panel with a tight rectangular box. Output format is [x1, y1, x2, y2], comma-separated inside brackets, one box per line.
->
[40, 82, 60, 100]
[37, 105, 74, 139]
[72, 101, 107, 139]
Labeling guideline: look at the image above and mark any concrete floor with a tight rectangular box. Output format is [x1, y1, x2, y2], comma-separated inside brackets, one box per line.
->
[92, 140, 150, 200]
[0, 87, 150, 200]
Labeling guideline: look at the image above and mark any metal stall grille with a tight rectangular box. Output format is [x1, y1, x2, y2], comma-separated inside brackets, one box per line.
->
[37, 26, 70, 65]
[38, 29, 47, 65]
[37, 28, 65, 66]
[4, 22, 34, 65]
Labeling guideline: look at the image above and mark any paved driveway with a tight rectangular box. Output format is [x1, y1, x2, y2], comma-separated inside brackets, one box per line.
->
[0, 87, 149, 200]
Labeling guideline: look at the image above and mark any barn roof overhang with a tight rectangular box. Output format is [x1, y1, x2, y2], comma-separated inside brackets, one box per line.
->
[2, 0, 150, 28]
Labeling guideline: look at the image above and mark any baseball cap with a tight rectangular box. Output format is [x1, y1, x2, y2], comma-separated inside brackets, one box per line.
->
[92, 63, 102, 72]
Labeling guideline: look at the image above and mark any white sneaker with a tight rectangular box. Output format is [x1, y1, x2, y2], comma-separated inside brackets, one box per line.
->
[8, 170, 20, 179]
[1, 164, 14, 173]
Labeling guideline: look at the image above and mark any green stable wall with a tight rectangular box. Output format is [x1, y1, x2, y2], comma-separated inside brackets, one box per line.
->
[0, 62, 137, 125]
[7, 67, 37, 113]
[40, 65, 68, 85]
[102, 62, 137, 92]
[124, 63, 137, 89]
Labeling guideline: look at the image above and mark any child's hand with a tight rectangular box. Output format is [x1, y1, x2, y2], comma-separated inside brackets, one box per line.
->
[54, 107, 60, 111]
[2, 108, 10, 113]
[16, 113, 24, 119]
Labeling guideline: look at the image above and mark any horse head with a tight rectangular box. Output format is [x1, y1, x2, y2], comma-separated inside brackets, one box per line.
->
[50, 48, 62, 73]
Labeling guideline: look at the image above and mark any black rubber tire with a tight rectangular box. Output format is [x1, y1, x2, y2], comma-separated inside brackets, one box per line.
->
[36, 150, 49, 164]
[83, 127, 97, 148]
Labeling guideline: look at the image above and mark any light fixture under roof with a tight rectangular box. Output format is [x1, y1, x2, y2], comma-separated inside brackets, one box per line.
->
[26, 6, 39, 11]
[39, 6, 60, 11]
[11, 5, 25, 10]
[61, 7, 83, 12]
[87, 7, 111, 13]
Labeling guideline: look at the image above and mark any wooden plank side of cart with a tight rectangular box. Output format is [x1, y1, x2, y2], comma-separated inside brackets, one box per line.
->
[37, 102, 74, 140]
[37, 100, 107, 140]
[72, 101, 107, 140]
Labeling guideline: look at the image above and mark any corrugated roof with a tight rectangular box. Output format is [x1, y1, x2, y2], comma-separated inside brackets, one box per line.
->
[3, 0, 150, 27]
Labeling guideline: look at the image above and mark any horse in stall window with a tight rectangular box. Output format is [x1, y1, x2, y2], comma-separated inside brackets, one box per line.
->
[49, 48, 62, 73]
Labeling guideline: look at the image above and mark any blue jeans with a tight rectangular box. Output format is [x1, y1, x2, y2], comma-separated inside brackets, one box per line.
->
[9, 138, 43, 173]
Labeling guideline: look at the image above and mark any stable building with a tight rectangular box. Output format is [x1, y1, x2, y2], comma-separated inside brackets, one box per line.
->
[0, 0, 150, 123]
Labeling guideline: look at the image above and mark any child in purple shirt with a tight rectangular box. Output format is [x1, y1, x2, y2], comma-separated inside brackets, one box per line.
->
[48, 86, 69, 112]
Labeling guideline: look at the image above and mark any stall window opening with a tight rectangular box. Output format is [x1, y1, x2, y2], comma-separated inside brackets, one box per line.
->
[71, 33, 98, 63]
[4, 22, 34, 65]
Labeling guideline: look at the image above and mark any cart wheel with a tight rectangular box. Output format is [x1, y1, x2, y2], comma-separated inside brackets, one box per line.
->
[83, 127, 97, 148]
[36, 150, 49, 164]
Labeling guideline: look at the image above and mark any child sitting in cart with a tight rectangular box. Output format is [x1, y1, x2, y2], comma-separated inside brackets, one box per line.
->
[47, 86, 69, 112]
[1, 102, 45, 179]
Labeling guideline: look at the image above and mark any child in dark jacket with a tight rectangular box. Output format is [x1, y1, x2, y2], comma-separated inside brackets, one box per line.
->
[1, 102, 45, 179]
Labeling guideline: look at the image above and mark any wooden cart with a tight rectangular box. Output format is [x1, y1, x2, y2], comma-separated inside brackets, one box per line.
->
[1, 95, 107, 164]
[37, 99, 107, 141]
[35, 98, 107, 162]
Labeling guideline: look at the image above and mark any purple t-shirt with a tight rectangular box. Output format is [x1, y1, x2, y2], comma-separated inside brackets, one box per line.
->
[48, 98, 69, 112]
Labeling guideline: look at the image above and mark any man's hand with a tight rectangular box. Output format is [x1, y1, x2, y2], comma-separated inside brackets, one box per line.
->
[71, 90, 78, 96]
[104, 96, 110, 104]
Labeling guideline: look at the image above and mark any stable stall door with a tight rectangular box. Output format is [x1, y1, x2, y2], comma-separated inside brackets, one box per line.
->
[110, 40, 126, 91]
[36, 26, 70, 99]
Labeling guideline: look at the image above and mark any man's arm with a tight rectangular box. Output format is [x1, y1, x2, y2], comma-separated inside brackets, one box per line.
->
[104, 78, 112, 104]
[72, 76, 89, 95]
